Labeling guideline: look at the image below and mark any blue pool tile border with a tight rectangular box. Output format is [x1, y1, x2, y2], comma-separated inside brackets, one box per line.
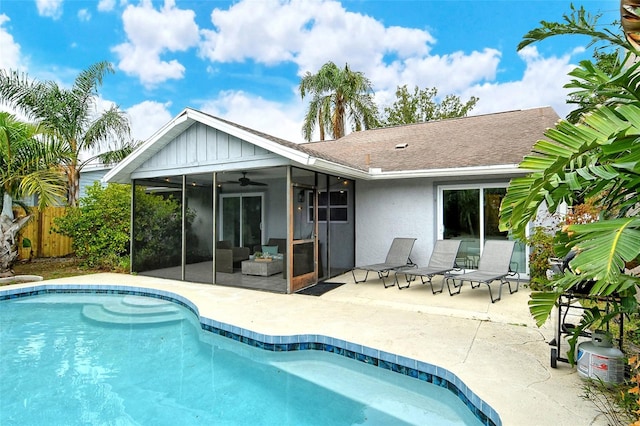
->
[0, 284, 501, 426]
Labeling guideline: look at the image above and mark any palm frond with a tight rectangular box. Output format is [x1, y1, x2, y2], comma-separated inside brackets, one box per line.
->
[81, 105, 130, 153]
[500, 103, 640, 240]
[88, 139, 140, 166]
[529, 289, 563, 327]
[566, 218, 640, 292]
[299, 61, 377, 140]
[518, 4, 630, 52]
[17, 168, 67, 209]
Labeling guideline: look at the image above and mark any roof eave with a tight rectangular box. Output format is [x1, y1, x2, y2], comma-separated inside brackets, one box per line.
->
[104, 109, 193, 184]
[305, 158, 370, 180]
[364, 164, 530, 180]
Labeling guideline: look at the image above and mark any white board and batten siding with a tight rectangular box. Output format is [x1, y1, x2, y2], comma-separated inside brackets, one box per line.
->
[134, 122, 288, 177]
[79, 168, 110, 199]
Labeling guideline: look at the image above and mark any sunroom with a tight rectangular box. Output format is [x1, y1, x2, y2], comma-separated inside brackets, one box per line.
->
[105, 108, 361, 294]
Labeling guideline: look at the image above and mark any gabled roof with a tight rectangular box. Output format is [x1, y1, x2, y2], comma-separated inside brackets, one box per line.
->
[105, 107, 366, 184]
[105, 106, 559, 184]
[303, 106, 560, 177]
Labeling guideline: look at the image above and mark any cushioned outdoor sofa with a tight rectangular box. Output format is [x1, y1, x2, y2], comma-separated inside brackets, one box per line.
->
[216, 240, 250, 273]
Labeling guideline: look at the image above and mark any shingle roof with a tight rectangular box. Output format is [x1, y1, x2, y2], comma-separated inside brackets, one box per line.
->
[302, 107, 560, 172]
[105, 106, 561, 184]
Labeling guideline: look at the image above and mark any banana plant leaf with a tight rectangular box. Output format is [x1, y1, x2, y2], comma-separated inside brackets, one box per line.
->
[500, 103, 640, 240]
[567, 218, 640, 293]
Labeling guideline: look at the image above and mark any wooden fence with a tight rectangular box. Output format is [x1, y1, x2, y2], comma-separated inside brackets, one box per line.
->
[16, 207, 73, 260]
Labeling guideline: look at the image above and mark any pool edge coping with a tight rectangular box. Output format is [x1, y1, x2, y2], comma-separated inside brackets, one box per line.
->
[0, 283, 501, 426]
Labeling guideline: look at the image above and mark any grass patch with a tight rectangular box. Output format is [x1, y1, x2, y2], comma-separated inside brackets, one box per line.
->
[5, 258, 102, 284]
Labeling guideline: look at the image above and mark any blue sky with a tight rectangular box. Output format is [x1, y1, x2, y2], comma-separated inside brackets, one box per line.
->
[0, 0, 619, 144]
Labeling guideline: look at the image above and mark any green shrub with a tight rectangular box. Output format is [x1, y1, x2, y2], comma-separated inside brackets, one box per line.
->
[131, 188, 187, 272]
[527, 226, 557, 290]
[54, 182, 195, 273]
[53, 182, 131, 271]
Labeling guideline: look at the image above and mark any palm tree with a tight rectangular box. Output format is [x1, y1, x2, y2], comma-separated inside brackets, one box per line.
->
[299, 61, 379, 141]
[499, 4, 640, 360]
[0, 112, 67, 273]
[0, 61, 134, 206]
[622, 0, 640, 49]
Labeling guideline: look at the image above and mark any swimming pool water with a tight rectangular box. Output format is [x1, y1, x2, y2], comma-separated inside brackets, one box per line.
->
[0, 293, 483, 425]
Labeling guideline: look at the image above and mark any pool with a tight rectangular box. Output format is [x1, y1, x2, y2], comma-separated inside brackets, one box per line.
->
[0, 286, 499, 425]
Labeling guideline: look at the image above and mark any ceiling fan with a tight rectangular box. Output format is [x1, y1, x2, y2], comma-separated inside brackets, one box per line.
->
[226, 172, 267, 187]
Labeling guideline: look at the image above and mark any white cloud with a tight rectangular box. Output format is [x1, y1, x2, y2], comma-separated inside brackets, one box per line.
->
[399, 49, 501, 93]
[112, 0, 200, 87]
[199, 91, 306, 143]
[126, 100, 174, 141]
[78, 9, 91, 22]
[0, 14, 23, 71]
[97, 0, 116, 12]
[192, 0, 584, 138]
[36, 0, 63, 19]
[460, 46, 576, 119]
[198, 0, 434, 76]
[195, 0, 529, 122]
[5, 0, 582, 146]
[218, 71, 572, 143]
[372, 48, 503, 110]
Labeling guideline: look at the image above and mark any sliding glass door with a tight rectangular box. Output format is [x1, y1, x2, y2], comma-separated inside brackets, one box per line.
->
[438, 184, 526, 273]
[219, 193, 263, 249]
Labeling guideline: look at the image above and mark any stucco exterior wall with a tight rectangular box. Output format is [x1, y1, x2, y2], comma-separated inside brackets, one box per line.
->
[355, 178, 436, 267]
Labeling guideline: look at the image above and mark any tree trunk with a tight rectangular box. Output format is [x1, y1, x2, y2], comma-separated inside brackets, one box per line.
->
[66, 165, 80, 207]
[1, 193, 14, 220]
[0, 214, 32, 275]
[318, 112, 325, 141]
[621, 0, 640, 49]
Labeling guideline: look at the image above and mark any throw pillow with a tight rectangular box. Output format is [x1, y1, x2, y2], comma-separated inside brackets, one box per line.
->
[262, 245, 279, 255]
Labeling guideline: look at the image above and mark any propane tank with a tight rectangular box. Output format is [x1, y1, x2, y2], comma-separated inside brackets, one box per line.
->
[576, 331, 625, 384]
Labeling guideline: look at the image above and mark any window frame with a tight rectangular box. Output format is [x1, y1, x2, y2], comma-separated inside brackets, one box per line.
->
[436, 182, 530, 274]
[306, 189, 349, 223]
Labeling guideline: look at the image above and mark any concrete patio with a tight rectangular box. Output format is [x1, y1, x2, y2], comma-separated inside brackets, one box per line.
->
[4, 272, 607, 425]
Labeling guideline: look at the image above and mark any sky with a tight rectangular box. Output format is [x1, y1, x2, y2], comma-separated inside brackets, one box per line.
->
[0, 0, 620, 145]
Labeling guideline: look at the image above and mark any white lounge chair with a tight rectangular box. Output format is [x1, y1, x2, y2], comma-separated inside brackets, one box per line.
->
[351, 238, 417, 288]
[445, 240, 519, 303]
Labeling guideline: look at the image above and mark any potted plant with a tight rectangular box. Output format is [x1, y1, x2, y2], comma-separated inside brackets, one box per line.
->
[253, 251, 272, 262]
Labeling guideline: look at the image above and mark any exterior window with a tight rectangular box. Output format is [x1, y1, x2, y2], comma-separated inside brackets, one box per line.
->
[438, 184, 527, 274]
[308, 190, 348, 223]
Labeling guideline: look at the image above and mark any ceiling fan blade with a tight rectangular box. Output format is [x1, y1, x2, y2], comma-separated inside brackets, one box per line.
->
[221, 172, 267, 186]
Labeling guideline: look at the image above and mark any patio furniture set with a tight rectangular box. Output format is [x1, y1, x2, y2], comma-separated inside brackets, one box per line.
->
[351, 237, 520, 303]
[217, 238, 287, 277]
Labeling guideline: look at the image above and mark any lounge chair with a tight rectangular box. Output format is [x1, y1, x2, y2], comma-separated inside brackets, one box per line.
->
[395, 239, 462, 291]
[445, 240, 518, 303]
[351, 237, 417, 288]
